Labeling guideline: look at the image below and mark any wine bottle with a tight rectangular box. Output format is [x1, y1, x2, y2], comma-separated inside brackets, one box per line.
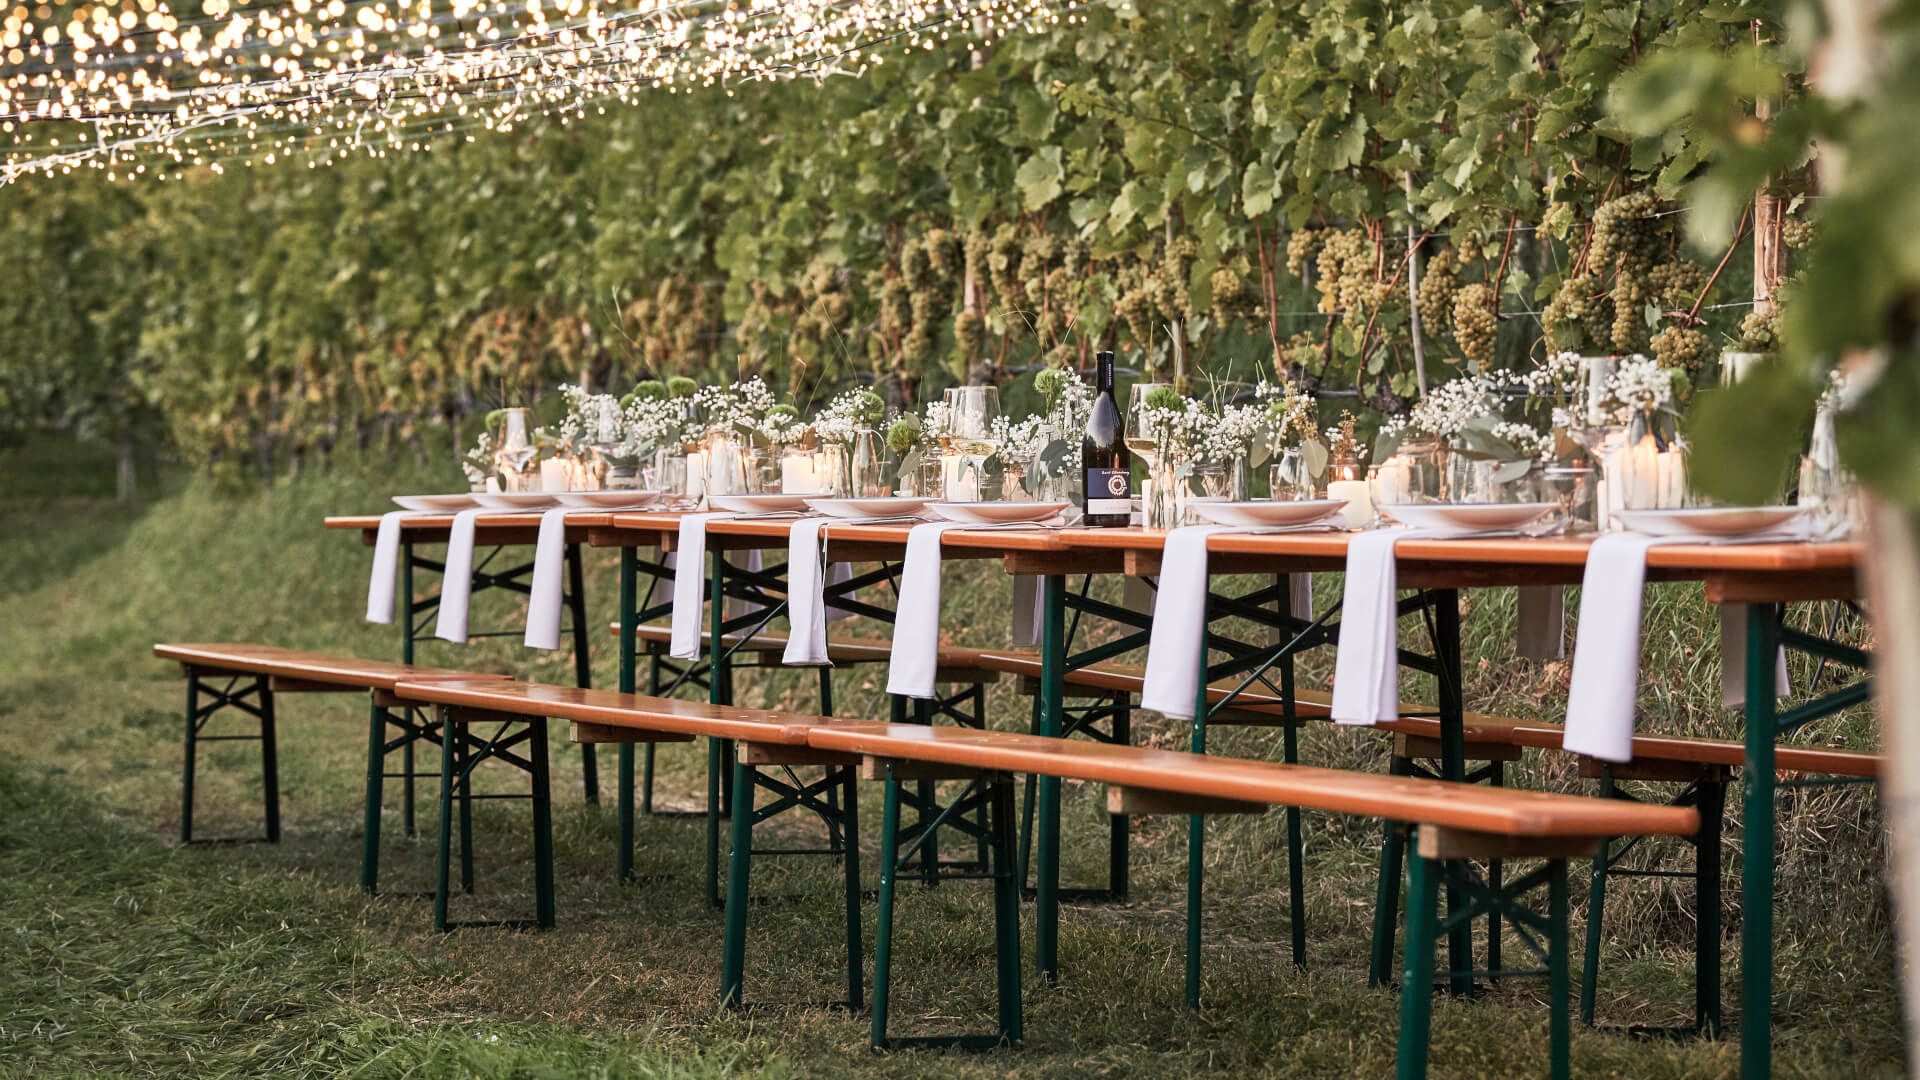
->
[1081, 350, 1133, 527]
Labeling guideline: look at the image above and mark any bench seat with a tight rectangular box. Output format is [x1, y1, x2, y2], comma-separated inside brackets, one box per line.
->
[155, 642, 510, 690]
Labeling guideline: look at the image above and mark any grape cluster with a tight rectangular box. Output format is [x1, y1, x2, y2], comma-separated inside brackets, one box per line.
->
[923, 228, 957, 279]
[1164, 236, 1197, 316]
[1112, 262, 1160, 349]
[988, 226, 1025, 312]
[1451, 229, 1487, 267]
[1450, 282, 1499, 369]
[1650, 324, 1710, 373]
[1739, 309, 1780, 352]
[1647, 261, 1707, 307]
[1313, 228, 1372, 314]
[1416, 248, 1457, 331]
[1285, 229, 1321, 279]
[1782, 216, 1818, 250]
[1210, 265, 1263, 324]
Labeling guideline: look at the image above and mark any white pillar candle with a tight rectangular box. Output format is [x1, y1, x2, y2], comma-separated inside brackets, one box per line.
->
[1327, 478, 1372, 529]
[685, 450, 708, 500]
[942, 453, 979, 502]
[539, 456, 571, 493]
[485, 475, 502, 494]
[781, 451, 818, 494]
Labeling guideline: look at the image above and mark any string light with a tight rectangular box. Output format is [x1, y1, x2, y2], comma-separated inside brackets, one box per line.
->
[2, 0, 1089, 184]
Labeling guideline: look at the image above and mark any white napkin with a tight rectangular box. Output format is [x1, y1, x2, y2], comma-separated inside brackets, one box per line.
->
[523, 509, 571, 651]
[1143, 520, 1344, 720]
[1329, 528, 1449, 726]
[1564, 523, 1823, 762]
[366, 510, 428, 624]
[782, 517, 836, 666]
[1010, 575, 1043, 648]
[1140, 525, 1244, 719]
[826, 561, 855, 621]
[885, 521, 974, 699]
[1720, 604, 1791, 707]
[433, 509, 526, 643]
[669, 513, 731, 660]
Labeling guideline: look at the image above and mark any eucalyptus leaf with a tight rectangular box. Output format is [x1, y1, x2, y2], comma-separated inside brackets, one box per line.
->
[1493, 457, 1535, 484]
[1301, 437, 1329, 480]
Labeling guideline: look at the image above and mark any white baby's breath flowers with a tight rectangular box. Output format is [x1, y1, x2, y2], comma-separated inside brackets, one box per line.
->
[461, 430, 494, 485]
[1491, 421, 1552, 460]
[993, 415, 1049, 466]
[1408, 371, 1502, 440]
[557, 384, 626, 448]
[921, 400, 954, 442]
[618, 395, 685, 458]
[814, 388, 885, 446]
[694, 378, 777, 435]
[1521, 352, 1584, 399]
[1603, 354, 1673, 416]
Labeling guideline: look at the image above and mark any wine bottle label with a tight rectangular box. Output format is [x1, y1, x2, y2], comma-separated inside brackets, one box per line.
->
[1085, 467, 1131, 515]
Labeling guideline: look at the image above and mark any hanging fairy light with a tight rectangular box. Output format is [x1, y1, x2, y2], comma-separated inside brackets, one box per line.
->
[1, 0, 1088, 184]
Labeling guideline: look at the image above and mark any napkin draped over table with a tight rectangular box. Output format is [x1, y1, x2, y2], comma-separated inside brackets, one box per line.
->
[433, 509, 526, 643]
[1327, 528, 1452, 727]
[668, 513, 731, 660]
[1563, 529, 1803, 762]
[365, 510, 429, 624]
[885, 521, 977, 699]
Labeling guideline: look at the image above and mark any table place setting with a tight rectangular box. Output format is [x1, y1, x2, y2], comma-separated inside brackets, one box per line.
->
[782, 496, 933, 666]
[523, 492, 666, 650]
[1563, 506, 1841, 762]
[1138, 500, 1353, 720]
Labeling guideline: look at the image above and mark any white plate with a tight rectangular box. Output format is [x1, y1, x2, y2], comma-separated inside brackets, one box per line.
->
[1386, 502, 1554, 532]
[708, 493, 816, 514]
[1615, 506, 1804, 537]
[1187, 499, 1350, 528]
[554, 490, 663, 509]
[804, 496, 932, 520]
[393, 493, 486, 512]
[929, 501, 1071, 525]
[471, 491, 567, 510]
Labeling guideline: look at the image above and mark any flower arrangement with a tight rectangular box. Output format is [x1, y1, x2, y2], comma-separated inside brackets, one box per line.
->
[461, 429, 494, 487]
[558, 383, 625, 449]
[758, 403, 810, 448]
[813, 388, 887, 446]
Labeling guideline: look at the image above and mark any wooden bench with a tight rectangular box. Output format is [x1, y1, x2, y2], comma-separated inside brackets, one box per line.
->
[393, 677, 859, 1007]
[807, 721, 1698, 1077]
[982, 650, 1880, 1033]
[153, 643, 511, 899]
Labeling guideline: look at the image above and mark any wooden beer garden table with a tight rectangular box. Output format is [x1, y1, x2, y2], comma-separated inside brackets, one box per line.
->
[334, 507, 1871, 1080]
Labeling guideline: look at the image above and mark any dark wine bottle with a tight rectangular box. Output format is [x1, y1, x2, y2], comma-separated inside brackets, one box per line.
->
[1081, 350, 1133, 527]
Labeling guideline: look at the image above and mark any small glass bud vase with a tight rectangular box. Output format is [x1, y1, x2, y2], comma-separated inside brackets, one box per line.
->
[1002, 462, 1032, 502]
[1182, 461, 1234, 525]
[491, 407, 538, 492]
[1267, 447, 1315, 500]
[1446, 455, 1543, 504]
[846, 429, 889, 499]
[1540, 464, 1598, 533]
[701, 427, 747, 498]
[1798, 403, 1861, 535]
[1145, 454, 1183, 530]
[654, 446, 692, 508]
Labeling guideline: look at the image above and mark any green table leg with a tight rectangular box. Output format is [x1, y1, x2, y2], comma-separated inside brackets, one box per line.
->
[706, 551, 731, 910]
[1741, 603, 1780, 1080]
[870, 771, 903, 1048]
[617, 546, 637, 882]
[363, 700, 388, 893]
[1035, 573, 1065, 983]
[1395, 843, 1440, 1080]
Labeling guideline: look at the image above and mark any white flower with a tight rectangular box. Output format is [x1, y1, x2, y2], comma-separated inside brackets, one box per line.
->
[921, 400, 954, 442]
[461, 429, 494, 484]
[813, 388, 885, 446]
[693, 378, 777, 436]
[557, 383, 625, 448]
[1602, 354, 1673, 418]
[993, 415, 1049, 466]
[618, 395, 685, 457]
[1408, 372, 1503, 440]
[1491, 421, 1552, 460]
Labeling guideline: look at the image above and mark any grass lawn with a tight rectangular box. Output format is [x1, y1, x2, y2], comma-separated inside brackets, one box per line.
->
[0, 444, 1901, 1078]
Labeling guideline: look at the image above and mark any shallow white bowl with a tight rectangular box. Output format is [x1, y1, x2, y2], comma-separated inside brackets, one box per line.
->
[929, 501, 1071, 525]
[1386, 502, 1554, 532]
[1615, 506, 1804, 537]
[708, 493, 815, 514]
[554, 490, 663, 509]
[804, 496, 932, 520]
[471, 492, 566, 510]
[392, 493, 486, 512]
[1186, 499, 1350, 528]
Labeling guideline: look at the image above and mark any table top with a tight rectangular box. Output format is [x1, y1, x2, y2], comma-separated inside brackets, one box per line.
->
[328, 508, 1863, 601]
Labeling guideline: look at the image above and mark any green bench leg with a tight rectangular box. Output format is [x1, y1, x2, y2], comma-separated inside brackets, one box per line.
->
[870, 767, 1021, 1050]
[433, 713, 555, 932]
[842, 765, 864, 1013]
[179, 672, 279, 846]
[1370, 815, 1410, 988]
[363, 701, 388, 893]
[1397, 847, 1572, 1080]
[720, 753, 755, 1008]
[565, 541, 599, 807]
[1109, 698, 1130, 900]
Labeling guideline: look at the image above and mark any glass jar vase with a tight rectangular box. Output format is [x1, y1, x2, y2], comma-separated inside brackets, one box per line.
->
[1446, 455, 1543, 504]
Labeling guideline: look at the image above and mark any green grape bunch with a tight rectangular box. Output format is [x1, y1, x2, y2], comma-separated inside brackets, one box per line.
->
[1450, 282, 1499, 369]
[1416, 247, 1457, 332]
[1650, 324, 1711, 374]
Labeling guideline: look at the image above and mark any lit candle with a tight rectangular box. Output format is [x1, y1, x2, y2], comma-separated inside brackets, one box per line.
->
[685, 450, 708, 500]
[781, 451, 818, 494]
[942, 453, 979, 502]
[1326, 466, 1372, 529]
[539, 455, 571, 493]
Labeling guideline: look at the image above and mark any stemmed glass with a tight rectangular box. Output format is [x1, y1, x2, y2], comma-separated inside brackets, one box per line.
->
[492, 408, 538, 492]
[944, 385, 1002, 500]
[1126, 382, 1169, 470]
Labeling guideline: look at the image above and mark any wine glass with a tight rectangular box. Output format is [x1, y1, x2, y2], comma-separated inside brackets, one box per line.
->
[1126, 382, 1168, 470]
[944, 386, 1001, 500]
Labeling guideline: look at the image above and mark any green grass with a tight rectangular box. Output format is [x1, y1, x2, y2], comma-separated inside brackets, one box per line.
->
[0, 443, 1901, 1078]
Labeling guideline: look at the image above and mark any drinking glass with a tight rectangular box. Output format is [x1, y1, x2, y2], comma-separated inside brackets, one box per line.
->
[1126, 382, 1169, 469]
[491, 407, 538, 492]
[944, 385, 1001, 497]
